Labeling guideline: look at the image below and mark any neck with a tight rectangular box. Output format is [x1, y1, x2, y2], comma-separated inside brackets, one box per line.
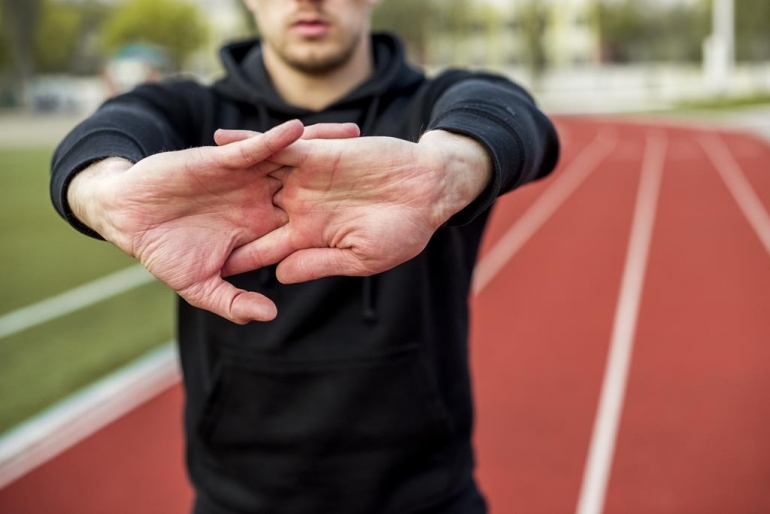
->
[263, 37, 374, 111]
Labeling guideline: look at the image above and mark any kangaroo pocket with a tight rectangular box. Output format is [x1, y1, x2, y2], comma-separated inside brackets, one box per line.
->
[196, 345, 460, 514]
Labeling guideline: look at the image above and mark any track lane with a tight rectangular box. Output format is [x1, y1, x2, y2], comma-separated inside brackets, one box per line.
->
[0, 387, 192, 514]
[700, 132, 770, 257]
[471, 121, 645, 513]
[603, 127, 770, 513]
[720, 131, 770, 218]
[577, 130, 668, 514]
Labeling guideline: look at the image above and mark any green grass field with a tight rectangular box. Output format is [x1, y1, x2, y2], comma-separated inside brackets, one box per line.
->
[0, 148, 174, 433]
[677, 92, 770, 111]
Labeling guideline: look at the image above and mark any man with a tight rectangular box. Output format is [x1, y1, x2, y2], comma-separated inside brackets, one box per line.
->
[51, 0, 559, 512]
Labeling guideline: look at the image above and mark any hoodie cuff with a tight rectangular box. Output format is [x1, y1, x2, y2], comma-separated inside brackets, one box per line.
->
[51, 131, 144, 239]
[427, 107, 523, 226]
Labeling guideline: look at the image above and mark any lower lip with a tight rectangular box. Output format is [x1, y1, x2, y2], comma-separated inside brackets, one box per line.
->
[292, 22, 331, 38]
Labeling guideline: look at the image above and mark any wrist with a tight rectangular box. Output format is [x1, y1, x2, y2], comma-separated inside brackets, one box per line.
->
[417, 130, 493, 226]
[67, 157, 133, 242]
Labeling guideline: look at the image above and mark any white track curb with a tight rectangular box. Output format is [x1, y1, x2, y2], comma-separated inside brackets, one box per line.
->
[0, 265, 155, 340]
[0, 342, 180, 489]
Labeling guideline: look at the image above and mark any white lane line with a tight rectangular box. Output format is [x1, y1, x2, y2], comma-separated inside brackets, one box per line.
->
[0, 265, 155, 340]
[473, 128, 619, 294]
[0, 343, 179, 489]
[699, 133, 770, 258]
[576, 131, 668, 514]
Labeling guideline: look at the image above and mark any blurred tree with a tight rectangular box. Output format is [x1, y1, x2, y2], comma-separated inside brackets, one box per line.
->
[428, 0, 473, 65]
[33, 0, 81, 74]
[0, 8, 15, 106]
[370, 0, 477, 65]
[237, 0, 259, 37]
[0, 0, 44, 78]
[435, 0, 472, 37]
[594, 0, 709, 63]
[68, 0, 115, 75]
[100, 0, 209, 68]
[517, 0, 549, 84]
[592, 0, 646, 62]
[0, 0, 114, 76]
[0, 9, 10, 71]
[735, 0, 770, 61]
[372, 0, 437, 63]
[665, 4, 710, 61]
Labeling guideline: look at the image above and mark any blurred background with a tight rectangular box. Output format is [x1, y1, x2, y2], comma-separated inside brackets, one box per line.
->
[1, 0, 769, 116]
[1, 1, 769, 512]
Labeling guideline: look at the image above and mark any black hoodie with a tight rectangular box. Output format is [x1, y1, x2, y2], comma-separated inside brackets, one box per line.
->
[51, 35, 559, 514]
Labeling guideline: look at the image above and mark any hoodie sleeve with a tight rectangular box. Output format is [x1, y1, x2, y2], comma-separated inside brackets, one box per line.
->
[424, 71, 560, 226]
[50, 80, 209, 237]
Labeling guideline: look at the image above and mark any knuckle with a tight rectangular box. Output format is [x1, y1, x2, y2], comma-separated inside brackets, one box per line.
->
[237, 143, 254, 165]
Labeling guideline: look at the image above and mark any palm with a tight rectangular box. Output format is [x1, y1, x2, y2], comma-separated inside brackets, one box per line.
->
[112, 151, 284, 299]
[222, 136, 446, 283]
[95, 121, 306, 322]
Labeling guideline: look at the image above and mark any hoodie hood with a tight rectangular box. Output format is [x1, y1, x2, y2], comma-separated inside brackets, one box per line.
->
[213, 33, 424, 116]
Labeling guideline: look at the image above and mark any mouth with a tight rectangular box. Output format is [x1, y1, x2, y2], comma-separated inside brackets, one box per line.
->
[291, 17, 332, 38]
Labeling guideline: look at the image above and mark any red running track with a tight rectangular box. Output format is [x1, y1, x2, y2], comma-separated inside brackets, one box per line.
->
[1, 116, 769, 514]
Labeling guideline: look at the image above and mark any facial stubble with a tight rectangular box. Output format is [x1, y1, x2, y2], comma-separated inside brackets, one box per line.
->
[271, 30, 365, 76]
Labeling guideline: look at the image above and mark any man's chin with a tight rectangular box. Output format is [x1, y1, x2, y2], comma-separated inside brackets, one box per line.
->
[283, 48, 354, 76]
[273, 29, 363, 76]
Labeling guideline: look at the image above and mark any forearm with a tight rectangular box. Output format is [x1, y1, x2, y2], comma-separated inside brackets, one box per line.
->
[67, 157, 133, 240]
[424, 76, 560, 225]
[417, 130, 493, 226]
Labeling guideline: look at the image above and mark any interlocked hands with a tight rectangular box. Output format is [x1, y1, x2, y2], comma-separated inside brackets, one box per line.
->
[69, 120, 490, 324]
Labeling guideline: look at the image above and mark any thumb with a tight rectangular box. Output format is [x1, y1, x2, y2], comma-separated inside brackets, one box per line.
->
[276, 248, 373, 284]
[222, 225, 296, 277]
[180, 277, 278, 323]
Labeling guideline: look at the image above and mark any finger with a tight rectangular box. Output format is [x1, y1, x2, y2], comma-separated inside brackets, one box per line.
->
[268, 166, 290, 183]
[276, 248, 372, 284]
[214, 129, 260, 146]
[251, 161, 286, 176]
[213, 123, 358, 147]
[259, 138, 316, 168]
[212, 124, 353, 170]
[221, 225, 297, 277]
[302, 123, 360, 140]
[216, 119, 304, 170]
[181, 277, 278, 323]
